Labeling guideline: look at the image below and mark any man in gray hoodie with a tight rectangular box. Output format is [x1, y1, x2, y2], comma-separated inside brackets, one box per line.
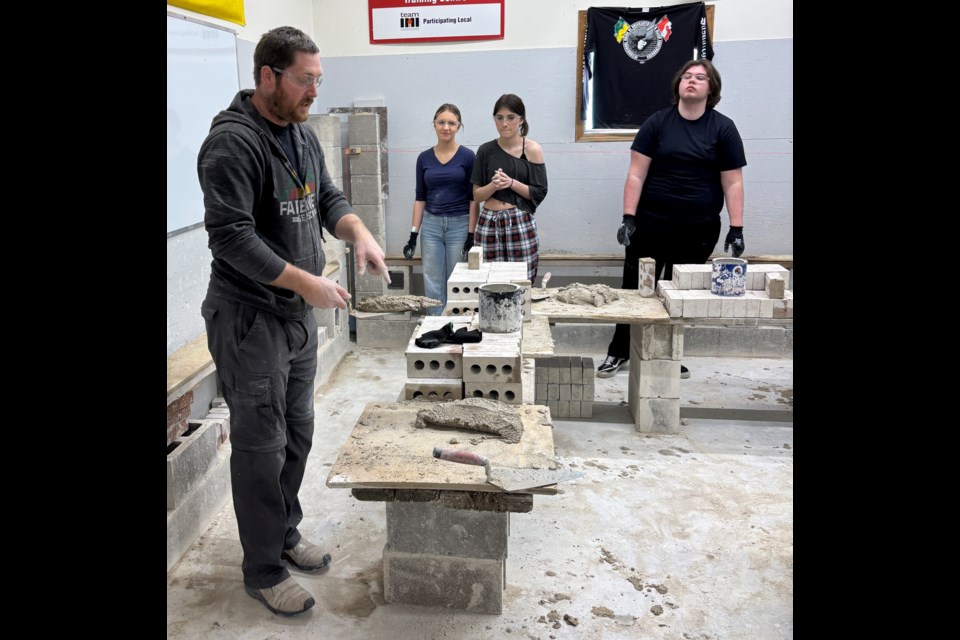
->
[197, 26, 389, 617]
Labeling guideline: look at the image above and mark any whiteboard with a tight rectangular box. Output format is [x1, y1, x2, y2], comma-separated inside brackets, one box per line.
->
[167, 15, 240, 235]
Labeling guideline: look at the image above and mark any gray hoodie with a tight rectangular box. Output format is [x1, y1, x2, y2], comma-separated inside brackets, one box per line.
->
[198, 89, 351, 319]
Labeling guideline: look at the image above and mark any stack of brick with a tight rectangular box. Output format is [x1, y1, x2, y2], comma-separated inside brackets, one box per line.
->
[627, 325, 684, 433]
[462, 331, 523, 404]
[403, 317, 471, 401]
[534, 356, 595, 418]
[444, 260, 531, 321]
[403, 317, 525, 404]
[382, 496, 512, 614]
[658, 263, 793, 319]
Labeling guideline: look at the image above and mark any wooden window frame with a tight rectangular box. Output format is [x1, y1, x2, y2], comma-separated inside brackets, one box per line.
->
[575, 4, 715, 142]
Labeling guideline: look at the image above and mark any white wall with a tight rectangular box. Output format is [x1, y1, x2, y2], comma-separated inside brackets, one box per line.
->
[311, 0, 793, 57]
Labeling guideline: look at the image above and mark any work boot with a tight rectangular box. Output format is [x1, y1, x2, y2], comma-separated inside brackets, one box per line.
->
[245, 576, 315, 616]
[282, 540, 333, 572]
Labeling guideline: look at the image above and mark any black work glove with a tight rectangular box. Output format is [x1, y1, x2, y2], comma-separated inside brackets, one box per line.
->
[616, 215, 636, 247]
[403, 231, 418, 260]
[724, 226, 745, 258]
[415, 322, 454, 349]
[461, 232, 475, 260]
[448, 327, 483, 344]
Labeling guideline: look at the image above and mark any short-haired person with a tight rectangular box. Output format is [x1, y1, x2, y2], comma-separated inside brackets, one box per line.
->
[197, 26, 389, 616]
[598, 59, 747, 379]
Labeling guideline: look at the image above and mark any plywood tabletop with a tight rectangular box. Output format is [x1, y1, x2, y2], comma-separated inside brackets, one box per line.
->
[326, 401, 559, 495]
[531, 289, 670, 323]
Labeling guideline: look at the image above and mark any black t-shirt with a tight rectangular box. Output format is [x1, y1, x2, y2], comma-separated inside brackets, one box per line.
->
[267, 120, 302, 180]
[632, 106, 747, 223]
[584, 2, 712, 129]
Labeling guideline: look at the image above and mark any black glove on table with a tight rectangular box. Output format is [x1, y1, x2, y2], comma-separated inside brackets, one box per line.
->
[724, 226, 745, 258]
[403, 231, 418, 260]
[616, 215, 636, 247]
[415, 322, 454, 349]
[461, 232, 475, 260]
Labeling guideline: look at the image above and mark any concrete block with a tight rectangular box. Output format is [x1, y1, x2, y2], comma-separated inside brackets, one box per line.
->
[674, 264, 693, 290]
[404, 379, 463, 401]
[306, 114, 341, 147]
[547, 384, 559, 401]
[383, 547, 504, 614]
[639, 257, 656, 297]
[547, 357, 560, 384]
[462, 354, 521, 383]
[571, 384, 583, 401]
[547, 401, 558, 415]
[167, 421, 219, 510]
[557, 401, 570, 417]
[680, 326, 720, 356]
[557, 356, 571, 383]
[559, 384, 571, 401]
[348, 113, 381, 146]
[660, 288, 683, 318]
[348, 145, 382, 176]
[568, 401, 581, 417]
[406, 348, 462, 379]
[444, 302, 480, 317]
[166, 444, 231, 573]
[632, 324, 683, 361]
[535, 383, 547, 403]
[744, 297, 761, 318]
[720, 297, 737, 318]
[681, 291, 710, 318]
[633, 397, 680, 434]
[356, 315, 419, 348]
[468, 246, 483, 269]
[630, 356, 681, 399]
[582, 358, 595, 383]
[463, 382, 522, 404]
[759, 298, 775, 318]
[765, 273, 786, 299]
[570, 358, 583, 384]
[350, 204, 385, 240]
[716, 326, 791, 357]
[580, 401, 593, 418]
[385, 501, 508, 559]
[349, 174, 383, 205]
[323, 146, 343, 181]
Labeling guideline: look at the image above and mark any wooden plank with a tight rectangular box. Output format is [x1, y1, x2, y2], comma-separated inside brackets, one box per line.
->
[326, 402, 559, 495]
[532, 289, 670, 324]
[167, 334, 214, 401]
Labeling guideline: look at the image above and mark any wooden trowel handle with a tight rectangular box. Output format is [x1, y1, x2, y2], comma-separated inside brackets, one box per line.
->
[433, 447, 489, 468]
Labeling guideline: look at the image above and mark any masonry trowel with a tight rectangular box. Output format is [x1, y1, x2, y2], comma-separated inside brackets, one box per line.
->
[432, 447, 583, 492]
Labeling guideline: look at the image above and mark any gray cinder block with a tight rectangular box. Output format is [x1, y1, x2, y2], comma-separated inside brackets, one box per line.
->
[386, 501, 508, 559]
[383, 546, 505, 614]
[167, 421, 219, 510]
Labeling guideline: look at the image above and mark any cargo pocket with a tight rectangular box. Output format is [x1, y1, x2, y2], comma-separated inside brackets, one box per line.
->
[219, 367, 282, 451]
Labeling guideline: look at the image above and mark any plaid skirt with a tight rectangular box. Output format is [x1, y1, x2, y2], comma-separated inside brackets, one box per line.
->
[475, 206, 539, 282]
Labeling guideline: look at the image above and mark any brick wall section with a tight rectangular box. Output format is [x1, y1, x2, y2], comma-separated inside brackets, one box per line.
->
[167, 390, 193, 447]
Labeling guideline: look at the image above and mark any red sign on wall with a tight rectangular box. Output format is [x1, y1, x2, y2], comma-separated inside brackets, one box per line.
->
[369, 0, 505, 44]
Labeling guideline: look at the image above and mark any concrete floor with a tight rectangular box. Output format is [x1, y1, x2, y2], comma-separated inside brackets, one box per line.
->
[166, 348, 793, 640]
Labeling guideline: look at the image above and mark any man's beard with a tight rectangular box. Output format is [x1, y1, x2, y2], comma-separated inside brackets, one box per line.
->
[270, 84, 311, 124]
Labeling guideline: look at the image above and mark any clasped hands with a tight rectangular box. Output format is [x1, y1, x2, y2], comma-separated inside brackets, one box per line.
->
[491, 168, 513, 190]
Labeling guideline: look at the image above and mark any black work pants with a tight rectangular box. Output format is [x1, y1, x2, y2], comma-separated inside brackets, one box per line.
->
[606, 215, 721, 359]
[201, 296, 318, 588]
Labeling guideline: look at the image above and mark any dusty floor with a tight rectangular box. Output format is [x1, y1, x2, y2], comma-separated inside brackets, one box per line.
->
[166, 349, 793, 639]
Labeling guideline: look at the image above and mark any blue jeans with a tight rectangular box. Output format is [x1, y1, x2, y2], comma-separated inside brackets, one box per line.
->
[420, 211, 469, 316]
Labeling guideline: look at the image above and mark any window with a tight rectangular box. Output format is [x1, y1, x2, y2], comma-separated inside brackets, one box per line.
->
[575, 4, 714, 142]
